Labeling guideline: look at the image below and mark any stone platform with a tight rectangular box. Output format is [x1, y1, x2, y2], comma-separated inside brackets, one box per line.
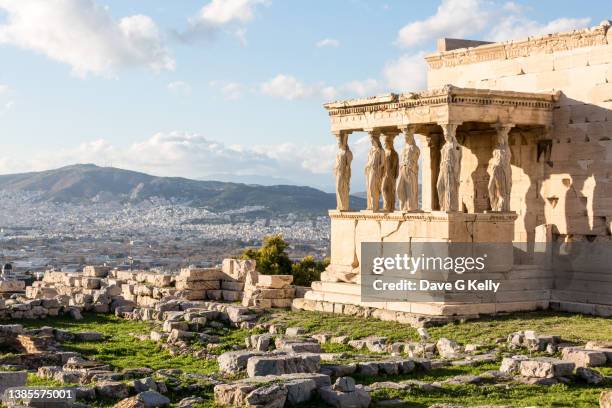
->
[293, 264, 552, 325]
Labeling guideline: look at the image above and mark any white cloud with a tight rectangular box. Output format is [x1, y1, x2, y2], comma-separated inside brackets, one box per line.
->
[186, 0, 269, 43]
[260, 74, 322, 100]
[209, 81, 246, 100]
[316, 38, 340, 48]
[489, 16, 591, 42]
[0, 84, 8, 95]
[0, 0, 174, 77]
[383, 52, 427, 92]
[194, 0, 267, 26]
[167, 81, 192, 96]
[396, 0, 489, 48]
[341, 79, 381, 96]
[0, 131, 349, 188]
[260, 75, 386, 101]
[221, 82, 244, 100]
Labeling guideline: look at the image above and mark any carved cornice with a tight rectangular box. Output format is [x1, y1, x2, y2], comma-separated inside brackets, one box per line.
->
[324, 85, 555, 117]
[425, 22, 610, 69]
[328, 210, 518, 223]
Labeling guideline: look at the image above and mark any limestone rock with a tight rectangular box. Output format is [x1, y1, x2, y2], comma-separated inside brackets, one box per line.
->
[176, 396, 204, 408]
[436, 338, 462, 358]
[136, 390, 171, 407]
[218, 351, 265, 374]
[319, 384, 371, 408]
[285, 378, 317, 405]
[561, 347, 607, 368]
[499, 355, 529, 374]
[245, 384, 287, 408]
[95, 381, 129, 399]
[601, 390, 612, 408]
[114, 397, 145, 408]
[576, 367, 604, 384]
[246, 354, 320, 377]
[256, 275, 293, 289]
[519, 358, 575, 379]
[0, 370, 27, 393]
[285, 327, 306, 337]
[133, 377, 158, 393]
[333, 377, 356, 393]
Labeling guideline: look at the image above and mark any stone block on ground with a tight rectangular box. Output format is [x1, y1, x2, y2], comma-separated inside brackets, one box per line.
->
[95, 381, 129, 399]
[319, 382, 371, 408]
[519, 357, 575, 378]
[561, 347, 607, 368]
[436, 338, 463, 358]
[285, 327, 306, 337]
[0, 371, 27, 393]
[136, 390, 171, 407]
[0, 280, 25, 293]
[83, 266, 110, 278]
[256, 275, 293, 289]
[601, 390, 612, 408]
[245, 384, 287, 408]
[576, 367, 604, 384]
[218, 351, 266, 374]
[500, 355, 529, 374]
[246, 354, 320, 377]
[222, 259, 256, 282]
[179, 268, 225, 281]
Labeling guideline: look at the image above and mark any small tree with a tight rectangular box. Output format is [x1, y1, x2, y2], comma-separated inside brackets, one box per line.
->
[291, 256, 329, 286]
[241, 234, 292, 275]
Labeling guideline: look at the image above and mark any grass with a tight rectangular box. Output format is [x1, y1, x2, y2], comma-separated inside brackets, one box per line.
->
[369, 382, 609, 408]
[266, 309, 612, 344]
[11, 309, 612, 408]
[21, 313, 218, 375]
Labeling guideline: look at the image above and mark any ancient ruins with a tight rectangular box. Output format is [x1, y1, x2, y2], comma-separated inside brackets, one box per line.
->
[0, 21, 610, 408]
[295, 21, 612, 320]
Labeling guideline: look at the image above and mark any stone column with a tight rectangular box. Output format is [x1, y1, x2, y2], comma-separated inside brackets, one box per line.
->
[488, 123, 513, 212]
[436, 123, 461, 212]
[397, 125, 420, 211]
[364, 129, 385, 212]
[333, 130, 353, 211]
[382, 130, 400, 212]
[419, 132, 440, 211]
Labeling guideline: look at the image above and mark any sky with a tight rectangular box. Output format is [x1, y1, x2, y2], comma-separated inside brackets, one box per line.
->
[0, 0, 609, 191]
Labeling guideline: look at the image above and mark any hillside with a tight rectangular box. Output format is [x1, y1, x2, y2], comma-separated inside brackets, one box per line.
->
[0, 164, 365, 216]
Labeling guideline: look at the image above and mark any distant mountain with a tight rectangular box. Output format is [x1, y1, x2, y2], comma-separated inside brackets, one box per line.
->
[0, 164, 365, 216]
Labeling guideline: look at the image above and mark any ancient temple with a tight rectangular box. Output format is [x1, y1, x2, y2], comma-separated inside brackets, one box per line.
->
[294, 21, 612, 322]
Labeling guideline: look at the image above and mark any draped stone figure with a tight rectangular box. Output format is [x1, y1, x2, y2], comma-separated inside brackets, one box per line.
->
[334, 132, 353, 211]
[488, 125, 512, 212]
[436, 124, 461, 212]
[397, 128, 420, 211]
[382, 134, 399, 212]
[365, 132, 385, 211]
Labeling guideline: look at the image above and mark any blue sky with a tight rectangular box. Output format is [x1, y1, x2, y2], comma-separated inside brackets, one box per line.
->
[0, 0, 609, 191]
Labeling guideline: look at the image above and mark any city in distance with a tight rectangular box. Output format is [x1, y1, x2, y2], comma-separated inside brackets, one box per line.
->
[0, 163, 365, 275]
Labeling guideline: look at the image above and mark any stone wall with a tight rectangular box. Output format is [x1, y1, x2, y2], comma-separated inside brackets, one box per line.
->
[0, 260, 298, 322]
[425, 22, 612, 313]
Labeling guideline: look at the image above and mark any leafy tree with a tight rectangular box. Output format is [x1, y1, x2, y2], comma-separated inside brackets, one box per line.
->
[240, 235, 328, 285]
[241, 234, 292, 275]
[291, 256, 330, 286]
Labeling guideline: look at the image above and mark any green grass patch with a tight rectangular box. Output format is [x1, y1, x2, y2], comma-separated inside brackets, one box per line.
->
[370, 382, 609, 408]
[21, 313, 218, 375]
[268, 310, 612, 345]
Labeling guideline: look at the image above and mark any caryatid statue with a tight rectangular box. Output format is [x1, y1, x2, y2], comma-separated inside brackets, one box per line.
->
[436, 123, 461, 212]
[365, 130, 385, 211]
[488, 124, 513, 212]
[382, 133, 399, 212]
[333, 131, 353, 211]
[397, 127, 420, 211]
